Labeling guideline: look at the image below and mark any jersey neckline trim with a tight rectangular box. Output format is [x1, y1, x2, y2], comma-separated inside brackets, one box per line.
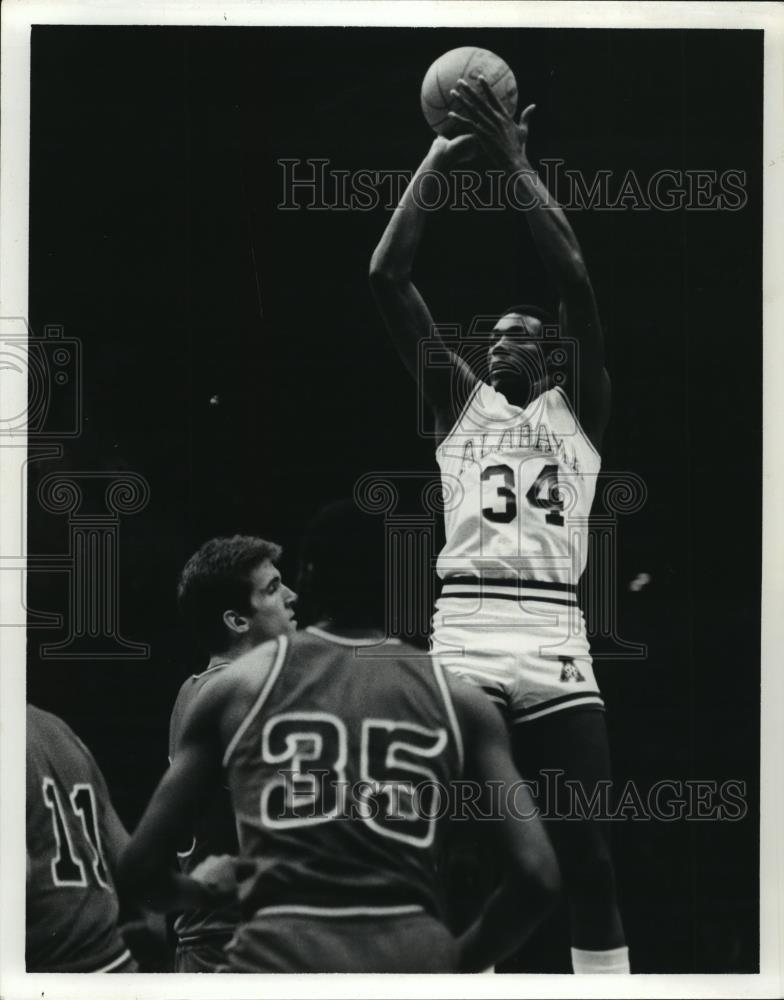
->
[305, 625, 402, 647]
[194, 658, 231, 679]
[222, 635, 289, 766]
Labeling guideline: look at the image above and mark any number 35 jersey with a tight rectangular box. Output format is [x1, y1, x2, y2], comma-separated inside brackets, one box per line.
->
[436, 382, 601, 586]
[224, 628, 463, 919]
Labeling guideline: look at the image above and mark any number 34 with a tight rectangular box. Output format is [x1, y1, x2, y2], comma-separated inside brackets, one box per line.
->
[481, 463, 565, 526]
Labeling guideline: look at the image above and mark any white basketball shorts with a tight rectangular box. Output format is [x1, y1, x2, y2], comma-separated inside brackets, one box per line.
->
[431, 577, 604, 724]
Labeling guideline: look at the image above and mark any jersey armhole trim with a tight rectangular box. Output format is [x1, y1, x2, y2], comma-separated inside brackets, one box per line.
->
[552, 385, 601, 462]
[305, 625, 401, 647]
[431, 658, 465, 776]
[222, 636, 289, 767]
[435, 380, 484, 455]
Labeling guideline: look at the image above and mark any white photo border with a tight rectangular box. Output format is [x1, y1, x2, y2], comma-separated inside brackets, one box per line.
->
[1, 2, 781, 998]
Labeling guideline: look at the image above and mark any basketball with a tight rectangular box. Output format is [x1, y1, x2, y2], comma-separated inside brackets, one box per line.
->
[421, 47, 518, 137]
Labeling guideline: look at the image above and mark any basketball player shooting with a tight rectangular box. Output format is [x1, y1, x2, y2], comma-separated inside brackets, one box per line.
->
[369, 73, 628, 973]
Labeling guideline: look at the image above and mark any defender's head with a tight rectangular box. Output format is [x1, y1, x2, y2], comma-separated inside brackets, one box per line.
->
[487, 304, 556, 406]
[297, 500, 386, 630]
[177, 535, 297, 655]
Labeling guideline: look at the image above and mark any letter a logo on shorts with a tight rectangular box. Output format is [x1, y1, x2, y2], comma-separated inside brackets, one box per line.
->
[558, 657, 585, 683]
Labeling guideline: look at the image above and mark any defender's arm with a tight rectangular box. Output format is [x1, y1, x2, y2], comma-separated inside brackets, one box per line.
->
[118, 680, 230, 913]
[449, 678, 561, 971]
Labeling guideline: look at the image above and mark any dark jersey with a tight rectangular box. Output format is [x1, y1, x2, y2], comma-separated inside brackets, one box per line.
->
[168, 661, 240, 945]
[225, 627, 464, 917]
[26, 705, 131, 973]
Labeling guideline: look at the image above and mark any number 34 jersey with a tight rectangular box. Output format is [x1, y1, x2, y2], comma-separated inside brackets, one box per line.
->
[223, 628, 463, 919]
[436, 382, 601, 586]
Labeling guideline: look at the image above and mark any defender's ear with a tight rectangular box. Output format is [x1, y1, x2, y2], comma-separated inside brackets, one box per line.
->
[223, 609, 249, 635]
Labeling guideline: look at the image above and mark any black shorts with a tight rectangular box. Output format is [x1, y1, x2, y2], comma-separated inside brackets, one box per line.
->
[224, 906, 459, 973]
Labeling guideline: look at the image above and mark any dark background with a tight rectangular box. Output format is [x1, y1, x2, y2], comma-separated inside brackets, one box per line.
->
[26, 26, 761, 973]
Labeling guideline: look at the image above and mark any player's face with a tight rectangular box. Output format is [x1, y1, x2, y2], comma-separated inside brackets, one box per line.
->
[487, 313, 547, 403]
[243, 559, 298, 642]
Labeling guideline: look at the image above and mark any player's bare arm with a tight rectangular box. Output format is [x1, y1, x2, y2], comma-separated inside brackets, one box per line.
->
[448, 678, 561, 971]
[99, 795, 131, 879]
[450, 77, 611, 449]
[369, 135, 480, 442]
[118, 678, 233, 914]
[119, 641, 280, 913]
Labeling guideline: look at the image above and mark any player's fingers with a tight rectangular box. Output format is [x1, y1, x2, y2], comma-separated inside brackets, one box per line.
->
[449, 87, 481, 115]
[447, 92, 478, 116]
[477, 74, 506, 114]
[447, 110, 482, 134]
[454, 79, 495, 119]
[450, 91, 492, 132]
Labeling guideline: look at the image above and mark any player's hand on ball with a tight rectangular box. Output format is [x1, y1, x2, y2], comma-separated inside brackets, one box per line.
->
[189, 853, 242, 902]
[448, 75, 535, 173]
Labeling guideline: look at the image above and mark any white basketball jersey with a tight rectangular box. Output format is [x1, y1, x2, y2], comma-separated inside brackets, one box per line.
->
[435, 382, 601, 585]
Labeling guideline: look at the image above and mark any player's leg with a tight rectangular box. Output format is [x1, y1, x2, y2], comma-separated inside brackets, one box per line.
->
[511, 707, 629, 973]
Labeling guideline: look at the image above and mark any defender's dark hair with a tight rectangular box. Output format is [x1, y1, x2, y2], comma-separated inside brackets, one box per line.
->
[501, 303, 557, 328]
[297, 500, 385, 628]
[177, 535, 282, 653]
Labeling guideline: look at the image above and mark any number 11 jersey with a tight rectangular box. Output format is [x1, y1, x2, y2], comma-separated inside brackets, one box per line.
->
[435, 382, 601, 586]
[26, 705, 131, 972]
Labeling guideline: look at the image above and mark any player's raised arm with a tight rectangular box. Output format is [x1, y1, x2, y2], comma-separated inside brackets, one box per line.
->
[448, 678, 561, 971]
[117, 679, 233, 914]
[369, 137, 481, 438]
[449, 78, 611, 447]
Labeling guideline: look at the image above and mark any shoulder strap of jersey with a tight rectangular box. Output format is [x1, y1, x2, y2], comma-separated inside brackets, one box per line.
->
[222, 636, 289, 767]
[550, 386, 601, 463]
[436, 380, 484, 453]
